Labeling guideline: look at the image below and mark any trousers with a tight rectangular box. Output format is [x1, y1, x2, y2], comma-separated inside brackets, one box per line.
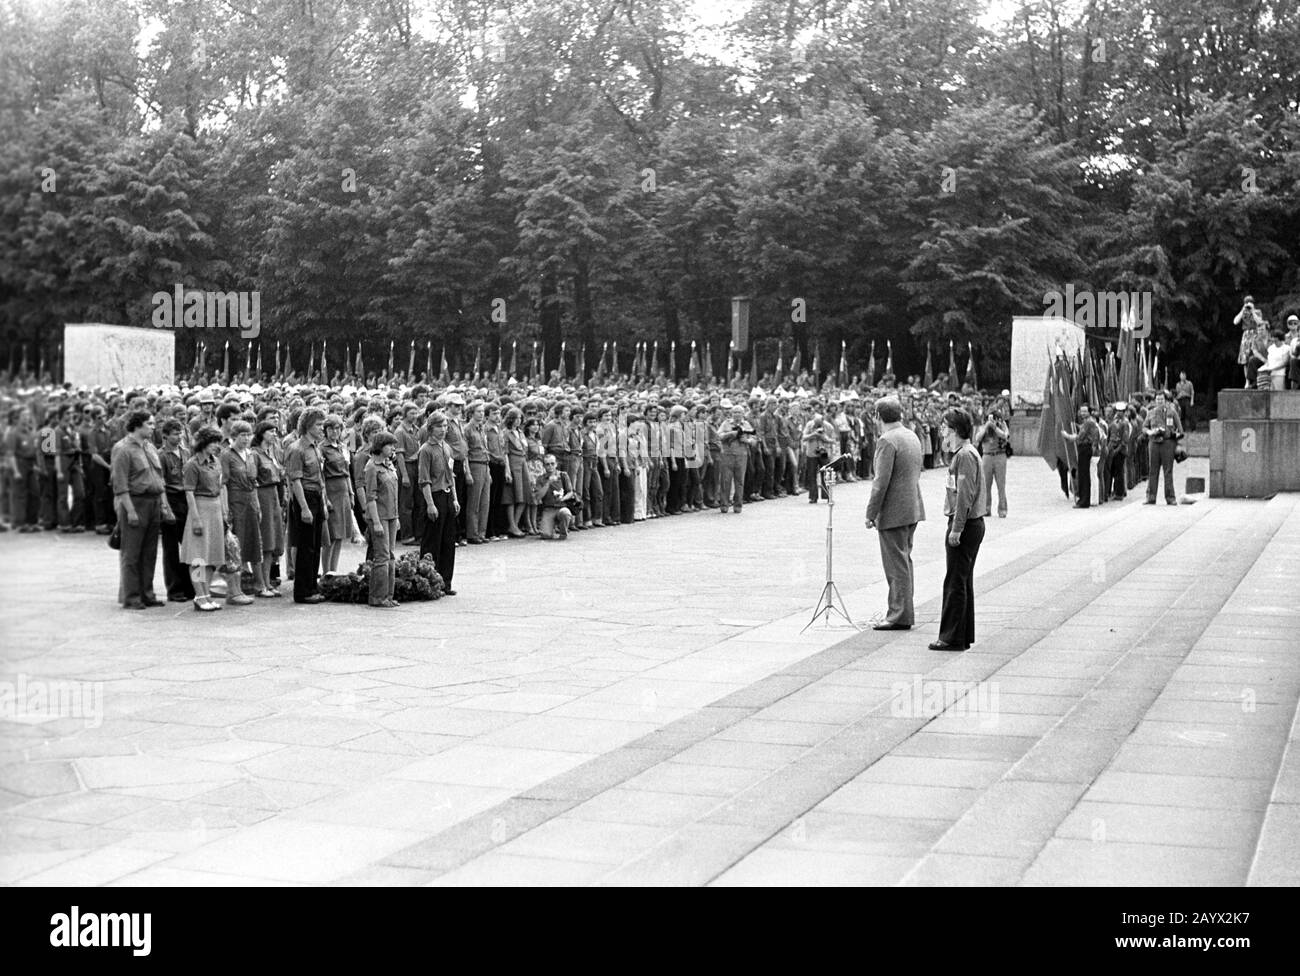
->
[877, 523, 917, 626]
[117, 494, 161, 606]
[1076, 443, 1093, 507]
[719, 452, 746, 511]
[467, 460, 491, 540]
[1147, 439, 1177, 502]
[369, 517, 397, 604]
[161, 490, 194, 599]
[291, 492, 325, 601]
[938, 516, 984, 647]
[420, 490, 456, 589]
[981, 452, 1007, 516]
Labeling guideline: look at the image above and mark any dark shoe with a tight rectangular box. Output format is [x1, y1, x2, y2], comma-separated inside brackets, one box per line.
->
[296, 594, 326, 604]
[1073, 503, 1088, 509]
[123, 601, 146, 610]
[142, 597, 166, 607]
[167, 593, 191, 602]
[1143, 499, 1156, 505]
[443, 588, 457, 597]
[873, 623, 911, 631]
[719, 508, 728, 514]
[1167, 499, 1177, 505]
[928, 640, 968, 651]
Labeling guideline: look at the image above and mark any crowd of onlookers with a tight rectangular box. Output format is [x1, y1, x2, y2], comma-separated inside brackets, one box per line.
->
[3, 318, 1295, 612]
[0, 369, 1009, 609]
[1237, 303, 1300, 391]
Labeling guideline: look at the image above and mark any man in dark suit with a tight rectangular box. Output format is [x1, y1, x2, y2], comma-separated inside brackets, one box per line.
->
[865, 397, 925, 631]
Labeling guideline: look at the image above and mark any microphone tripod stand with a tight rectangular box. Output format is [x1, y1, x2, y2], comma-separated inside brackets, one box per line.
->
[802, 456, 860, 633]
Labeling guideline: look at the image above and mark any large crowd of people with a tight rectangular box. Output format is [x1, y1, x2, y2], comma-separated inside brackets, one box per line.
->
[2, 318, 1295, 616]
[1, 367, 1008, 610]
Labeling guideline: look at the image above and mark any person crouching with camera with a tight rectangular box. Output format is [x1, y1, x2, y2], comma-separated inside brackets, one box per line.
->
[537, 453, 577, 540]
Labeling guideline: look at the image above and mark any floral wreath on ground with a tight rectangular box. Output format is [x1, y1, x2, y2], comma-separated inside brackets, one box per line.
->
[318, 552, 445, 603]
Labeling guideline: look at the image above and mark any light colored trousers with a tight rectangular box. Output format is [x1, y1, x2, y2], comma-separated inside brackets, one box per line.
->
[981, 452, 1008, 516]
[877, 523, 917, 626]
[467, 461, 491, 540]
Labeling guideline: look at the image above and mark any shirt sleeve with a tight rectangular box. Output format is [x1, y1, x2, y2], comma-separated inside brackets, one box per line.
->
[418, 445, 433, 486]
[951, 450, 980, 536]
[364, 462, 379, 504]
[110, 442, 131, 496]
[284, 445, 304, 483]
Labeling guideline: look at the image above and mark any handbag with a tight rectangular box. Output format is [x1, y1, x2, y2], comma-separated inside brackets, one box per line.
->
[108, 520, 121, 550]
[1005, 442, 1014, 458]
[1174, 444, 1188, 464]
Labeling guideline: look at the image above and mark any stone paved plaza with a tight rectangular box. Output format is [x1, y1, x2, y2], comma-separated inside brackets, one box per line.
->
[2, 457, 1297, 886]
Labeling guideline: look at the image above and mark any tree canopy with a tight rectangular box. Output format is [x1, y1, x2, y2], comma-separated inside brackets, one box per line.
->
[2, 0, 1298, 390]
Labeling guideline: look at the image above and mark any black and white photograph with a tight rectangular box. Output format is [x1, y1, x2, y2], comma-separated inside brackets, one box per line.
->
[1, 0, 1298, 902]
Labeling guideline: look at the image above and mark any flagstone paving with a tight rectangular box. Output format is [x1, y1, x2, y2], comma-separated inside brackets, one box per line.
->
[3, 456, 1298, 885]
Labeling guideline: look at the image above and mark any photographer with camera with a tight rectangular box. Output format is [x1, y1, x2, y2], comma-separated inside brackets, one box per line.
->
[974, 406, 1010, 518]
[1235, 295, 1269, 389]
[1143, 390, 1183, 506]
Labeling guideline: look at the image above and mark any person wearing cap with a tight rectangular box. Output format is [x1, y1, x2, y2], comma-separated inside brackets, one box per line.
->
[418, 410, 459, 595]
[865, 397, 924, 631]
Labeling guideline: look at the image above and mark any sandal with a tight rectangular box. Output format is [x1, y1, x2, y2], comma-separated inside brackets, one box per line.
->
[194, 599, 222, 612]
[256, 589, 278, 599]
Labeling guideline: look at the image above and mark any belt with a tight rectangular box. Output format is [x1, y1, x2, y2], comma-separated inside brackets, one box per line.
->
[129, 491, 162, 499]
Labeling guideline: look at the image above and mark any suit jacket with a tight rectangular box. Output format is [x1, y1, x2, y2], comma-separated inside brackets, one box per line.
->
[866, 426, 925, 530]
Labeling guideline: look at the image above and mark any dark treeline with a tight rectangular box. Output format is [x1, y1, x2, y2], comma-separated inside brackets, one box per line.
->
[2, 0, 1298, 393]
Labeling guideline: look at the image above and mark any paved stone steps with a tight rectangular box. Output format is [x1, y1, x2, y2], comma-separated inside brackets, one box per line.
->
[368, 492, 1297, 885]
